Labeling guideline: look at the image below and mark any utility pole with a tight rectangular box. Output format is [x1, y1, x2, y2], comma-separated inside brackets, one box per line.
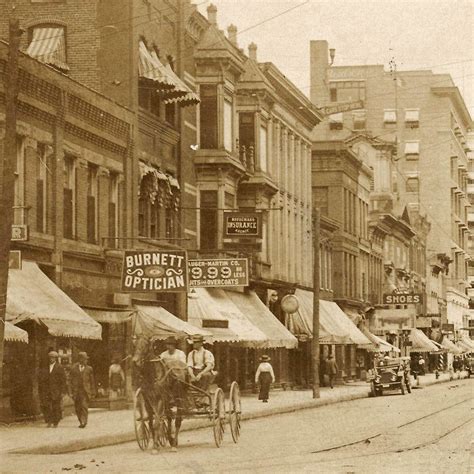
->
[0, 17, 22, 394]
[312, 207, 320, 398]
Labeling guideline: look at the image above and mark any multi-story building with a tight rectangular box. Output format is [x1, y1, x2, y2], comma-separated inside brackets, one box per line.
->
[310, 40, 472, 339]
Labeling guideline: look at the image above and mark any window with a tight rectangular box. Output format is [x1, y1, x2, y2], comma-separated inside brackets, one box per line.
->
[352, 110, 366, 130]
[404, 141, 420, 158]
[36, 143, 52, 233]
[406, 176, 419, 193]
[313, 187, 328, 216]
[405, 109, 419, 128]
[329, 112, 343, 130]
[239, 113, 255, 168]
[108, 174, 119, 248]
[26, 24, 68, 71]
[259, 125, 267, 172]
[14, 138, 25, 226]
[329, 86, 337, 102]
[384, 109, 397, 124]
[63, 157, 76, 239]
[328, 81, 366, 102]
[223, 99, 233, 152]
[138, 86, 161, 117]
[87, 164, 98, 244]
[165, 207, 174, 240]
[200, 191, 218, 250]
[165, 102, 175, 125]
[200, 84, 218, 149]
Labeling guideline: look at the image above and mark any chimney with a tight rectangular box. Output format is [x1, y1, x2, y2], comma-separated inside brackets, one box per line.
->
[207, 4, 217, 25]
[227, 24, 237, 46]
[310, 40, 329, 105]
[248, 42, 257, 61]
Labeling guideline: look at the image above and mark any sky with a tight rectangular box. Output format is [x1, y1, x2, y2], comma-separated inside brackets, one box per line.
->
[196, 0, 474, 116]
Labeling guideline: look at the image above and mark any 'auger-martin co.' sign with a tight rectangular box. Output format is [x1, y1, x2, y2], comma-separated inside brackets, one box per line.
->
[122, 250, 188, 292]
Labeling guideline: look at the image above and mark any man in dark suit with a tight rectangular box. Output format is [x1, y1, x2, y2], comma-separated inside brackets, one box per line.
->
[70, 352, 96, 428]
[39, 351, 67, 427]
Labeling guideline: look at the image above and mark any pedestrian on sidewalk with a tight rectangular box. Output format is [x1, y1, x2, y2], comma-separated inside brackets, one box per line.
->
[39, 350, 67, 428]
[70, 352, 96, 428]
[326, 354, 338, 389]
[255, 355, 275, 403]
[108, 356, 125, 398]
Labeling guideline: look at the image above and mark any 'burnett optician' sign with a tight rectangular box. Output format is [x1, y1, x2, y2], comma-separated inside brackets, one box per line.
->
[121, 250, 188, 292]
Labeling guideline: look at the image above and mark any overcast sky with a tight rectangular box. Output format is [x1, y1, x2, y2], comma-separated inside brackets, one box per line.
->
[197, 0, 474, 116]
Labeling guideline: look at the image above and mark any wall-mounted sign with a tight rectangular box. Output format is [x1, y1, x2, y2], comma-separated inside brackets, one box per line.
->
[383, 293, 423, 305]
[281, 294, 299, 314]
[442, 323, 454, 333]
[11, 225, 28, 241]
[319, 100, 365, 116]
[9, 250, 22, 270]
[188, 258, 248, 288]
[224, 212, 262, 238]
[121, 250, 187, 292]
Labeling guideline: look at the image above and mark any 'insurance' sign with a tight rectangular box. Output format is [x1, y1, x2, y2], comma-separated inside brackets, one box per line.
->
[224, 212, 262, 238]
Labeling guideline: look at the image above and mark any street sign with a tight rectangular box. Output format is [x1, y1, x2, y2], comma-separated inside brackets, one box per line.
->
[188, 258, 249, 288]
[383, 293, 423, 305]
[318, 100, 365, 116]
[121, 250, 188, 292]
[11, 225, 28, 241]
[9, 250, 22, 270]
[224, 212, 262, 238]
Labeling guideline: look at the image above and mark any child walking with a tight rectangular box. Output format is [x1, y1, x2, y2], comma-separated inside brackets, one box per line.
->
[255, 355, 275, 403]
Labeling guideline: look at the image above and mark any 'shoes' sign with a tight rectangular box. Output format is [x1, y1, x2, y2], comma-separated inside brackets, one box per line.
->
[188, 258, 249, 288]
[122, 250, 187, 292]
[383, 293, 422, 305]
[224, 212, 262, 238]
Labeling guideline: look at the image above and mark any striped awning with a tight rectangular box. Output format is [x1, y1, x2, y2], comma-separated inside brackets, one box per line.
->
[161, 63, 200, 107]
[4, 321, 28, 344]
[360, 327, 400, 353]
[138, 41, 175, 91]
[440, 337, 462, 354]
[26, 27, 69, 71]
[409, 329, 438, 353]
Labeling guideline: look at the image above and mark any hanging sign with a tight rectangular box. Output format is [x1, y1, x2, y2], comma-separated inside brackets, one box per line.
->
[224, 212, 262, 238]
[319, 100, 365, 116]
[188, 258, 248, 288]
[121, 250, 188, 292]
[383, 293, 422, 305]
[11, 225, 28, 241]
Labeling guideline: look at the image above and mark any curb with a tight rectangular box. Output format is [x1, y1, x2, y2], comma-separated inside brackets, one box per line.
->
[9, 375, 468, 455]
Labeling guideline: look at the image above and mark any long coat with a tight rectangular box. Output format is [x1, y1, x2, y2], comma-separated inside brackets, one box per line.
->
[70, 363, 96, 399]
[39, 363, 67, 401]
[326, 358, 338, 375]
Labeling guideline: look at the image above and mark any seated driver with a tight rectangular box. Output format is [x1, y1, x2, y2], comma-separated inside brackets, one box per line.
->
[187, 334, 215, 392]
[160, 336, 186, 365]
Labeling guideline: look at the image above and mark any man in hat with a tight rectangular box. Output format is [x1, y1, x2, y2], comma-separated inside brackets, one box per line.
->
[187, 335, 215, 393]
[39, 350, 67, 427]
[160, 336, 186, 364]
[70, 352, 96, 428]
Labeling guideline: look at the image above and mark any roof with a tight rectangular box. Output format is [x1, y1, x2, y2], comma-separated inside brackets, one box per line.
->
[7, 261, 101, 340]
[409, 329, 439, 353]
[188, 288, 268, 346]
[4, 321, 28, 344]
[225, 290, 298, 349]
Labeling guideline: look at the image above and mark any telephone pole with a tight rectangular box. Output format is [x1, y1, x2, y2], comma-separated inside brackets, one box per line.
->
[312, 207, 320, 398]
[0, 17, 23, 394]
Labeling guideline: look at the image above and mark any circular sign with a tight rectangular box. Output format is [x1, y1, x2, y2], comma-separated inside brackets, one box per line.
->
[281, 294, 299, 314]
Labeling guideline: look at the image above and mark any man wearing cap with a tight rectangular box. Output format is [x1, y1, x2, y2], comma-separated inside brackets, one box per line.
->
[39, 350, 67, 427]
[187, 335, 215, 393]
[160, 336, 186, 364]
[70, 352, 96, 428]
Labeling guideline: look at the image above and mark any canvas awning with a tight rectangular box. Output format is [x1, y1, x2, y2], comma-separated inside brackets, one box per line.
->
[456, 336, 474, 353]
[138, 41, 176, 91]
[225, 290, 298, 349]
[26, 27, 69, 71]
[360, 327, 400, 353]
[7, 261, 101, 340]
[409, 329, 438, 353]
[160, 63, 200, 107]
[187, 288, 268, 346]
[4, 321, 28, 344]
[429, 339, 446, 353]
[85, 308, 133, 324]
[440, 337, 462, 354]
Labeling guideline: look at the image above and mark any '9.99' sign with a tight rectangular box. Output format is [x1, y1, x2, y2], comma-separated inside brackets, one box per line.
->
[188, 258, 249, 288]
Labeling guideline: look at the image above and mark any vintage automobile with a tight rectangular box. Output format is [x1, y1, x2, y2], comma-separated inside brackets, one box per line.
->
[367, 356, 412, 396]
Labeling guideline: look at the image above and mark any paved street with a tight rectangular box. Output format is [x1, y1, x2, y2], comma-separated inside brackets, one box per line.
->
[1, 379, 471, 473]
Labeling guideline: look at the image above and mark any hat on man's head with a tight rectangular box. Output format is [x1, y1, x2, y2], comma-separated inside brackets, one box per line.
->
[260, 354, 271, 362]
[78, 351, 89, 359]
[48, 351, 59, 358]
[165, 336, 178, 346]
[191, 334, 204, 344]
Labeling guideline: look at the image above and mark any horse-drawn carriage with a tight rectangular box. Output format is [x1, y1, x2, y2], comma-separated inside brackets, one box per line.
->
[131, 312, 242, 451]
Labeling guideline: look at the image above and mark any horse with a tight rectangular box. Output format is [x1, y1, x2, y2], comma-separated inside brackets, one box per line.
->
[132, 336, 187, 450]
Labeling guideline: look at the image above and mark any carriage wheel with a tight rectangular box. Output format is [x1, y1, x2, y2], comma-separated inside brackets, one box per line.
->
[153, 399, 169, 448]
[212, 388, 225, 448]
[229, 381, 242, 443]
[134, 388, 151, 451]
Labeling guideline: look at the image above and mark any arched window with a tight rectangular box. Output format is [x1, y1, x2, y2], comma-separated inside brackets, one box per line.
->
[26, 23, 68, 72]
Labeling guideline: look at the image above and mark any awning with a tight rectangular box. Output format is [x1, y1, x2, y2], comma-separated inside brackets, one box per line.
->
[7, 261, 101, 340]
[138, 41, 175, 91]
[26, 27, 69, 71]
[139, 161, 168, 181]
[440, 337, 462, 354]
[409, 329, 438, 353]
[429, 339, 446, 353]
[85, 308, 133, 324]
[225, 290, 298, 349]
[160, 63, 200, 107]
[135, 305, 211, 341]
[457, 336, 474, 353]
[4, 321, 28, 344]
[188, 288, 268, 346]
[360, 327, 400, 353]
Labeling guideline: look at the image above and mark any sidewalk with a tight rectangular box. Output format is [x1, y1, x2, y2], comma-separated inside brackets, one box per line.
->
[0, 371, 465, 455]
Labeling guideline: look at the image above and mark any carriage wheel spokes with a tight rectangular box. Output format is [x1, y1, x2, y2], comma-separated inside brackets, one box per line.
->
[153, 399, 169, 448]
[212, 388, 226, 448]
[134, 389, 151, 451]
[229, 381, 242, 443]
